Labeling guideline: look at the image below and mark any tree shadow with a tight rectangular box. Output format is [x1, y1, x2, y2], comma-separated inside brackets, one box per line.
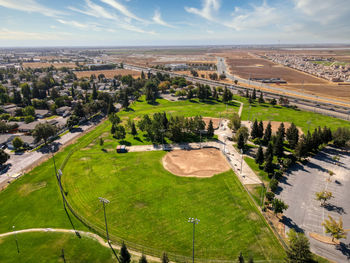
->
[118, 140, 131, 146]
[70, 127, 83, 133]
[335, 243, 350, 259]
[134, 136, 143, 142]
[281, 215, 305, 233]
[323, 203, 346, 215]
[123, 107, 135, 112]
[189, 99, 198, 103]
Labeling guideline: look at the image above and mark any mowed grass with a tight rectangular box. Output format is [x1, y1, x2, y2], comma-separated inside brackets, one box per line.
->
[238, 98, 350, 132]
[0, 232, 115, 263]
[62, 148, 285, 261]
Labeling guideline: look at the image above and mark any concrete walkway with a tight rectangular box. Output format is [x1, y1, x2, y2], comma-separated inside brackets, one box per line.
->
[127, 120, 261, 185]
[0, 228, 162, 262]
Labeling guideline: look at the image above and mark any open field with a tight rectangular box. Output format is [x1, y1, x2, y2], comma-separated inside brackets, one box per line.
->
[22, 62, 78, 69]
[238, 97, 350, 132]
[0, 232, 115, 263]
[74, 69, 141, 79]
[284, 84, 350, 100]
[63, 147, 285, 260]
[162, 148, 230, 177]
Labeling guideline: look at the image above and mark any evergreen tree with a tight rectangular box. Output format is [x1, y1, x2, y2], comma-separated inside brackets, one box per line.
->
[139, 254, 148, 263]
[212, 88, 218, 100]
[251, 119, 259, 139]
[13, 88, 22, 105]
[131, 122, 137, 136]
[263, 122, 272, 143]
[272, 198, 289, 215]
[295, 135, 307, 159]
[92, 83, 98, 100]
[141, 70, 146, 79]
[187, 88, 193, 100]
[257, 120, 264, 139]
[0, 149, 9, 166]
[276, 122, 285, 139]
[286, 123, 299, 149]
[120, 242, 131, 263]
[252, 88, 256, 100]
[265, 142, 274, 161]
[122, 90, 129, 108]
[207, 119, 214, 137]
[238, 252, 244, 263]
[245, 89, 249, 98]
[273, 134, 284, 158]
[255, 145, 264, 165]
[161, 112, 168, 129]
[161, 252, 169, 263]
[237, 133, 245, 150]
[285, 230, 312, 263]
[264, 155, 274, 174]
[258, 92, 264, 103]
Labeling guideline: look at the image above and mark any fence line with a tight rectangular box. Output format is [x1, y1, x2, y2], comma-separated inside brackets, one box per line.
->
[57, 127, 286, 262]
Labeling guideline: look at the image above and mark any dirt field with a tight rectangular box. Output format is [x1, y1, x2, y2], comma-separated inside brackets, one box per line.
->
[74, 69, 141, 79]
[283, 84, 350, 100]
[162, 148, 230, 177]
[22, 62, 78, 69]
[242, 121, 303, 135]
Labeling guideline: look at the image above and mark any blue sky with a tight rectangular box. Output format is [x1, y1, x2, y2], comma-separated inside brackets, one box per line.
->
[0, 0, 349, 46]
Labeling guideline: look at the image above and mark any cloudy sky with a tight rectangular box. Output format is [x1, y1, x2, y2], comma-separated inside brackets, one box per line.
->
[0, 0, 349, 46]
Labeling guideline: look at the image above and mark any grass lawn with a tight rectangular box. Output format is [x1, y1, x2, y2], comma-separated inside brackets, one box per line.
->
[0, 232, 115, 263]
[62, 144, 285, 261]
[237, 98, 350, 132]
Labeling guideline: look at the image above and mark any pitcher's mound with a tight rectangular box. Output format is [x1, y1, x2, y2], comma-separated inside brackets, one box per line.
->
[162, 148, 231, 178]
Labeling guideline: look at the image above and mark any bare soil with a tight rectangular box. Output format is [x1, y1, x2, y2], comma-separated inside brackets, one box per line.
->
[22, 62, 78, 69]
[202, 117, 221, 129]
[74, 69, 141, 79]
[242, 121, 303, 135]
[162, 148, 230, 177]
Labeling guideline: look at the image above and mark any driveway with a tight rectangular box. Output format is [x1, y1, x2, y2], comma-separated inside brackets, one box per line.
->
[277, 147, 350, 262]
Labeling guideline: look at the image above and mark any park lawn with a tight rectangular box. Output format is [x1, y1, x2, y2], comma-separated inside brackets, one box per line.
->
[119, 97, 240, 120]
[62, 148, 285, 261]
[237, 98, 350, 132]
[0, 232, 115, 263]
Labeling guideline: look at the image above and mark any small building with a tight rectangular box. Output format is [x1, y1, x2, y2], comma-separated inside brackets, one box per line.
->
[7, 135, 36, 150]
[56, 106, 71, 117]
[0, 134, 15, 148]
[35, 109, 50, 119]
[18, 121, 40, 134]
[116, 145, 127, 153]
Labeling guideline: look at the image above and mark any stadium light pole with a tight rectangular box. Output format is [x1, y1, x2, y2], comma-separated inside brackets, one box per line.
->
[12, 225, 19, 254]
[240, 149, 243, 175]
[99, 197, 110, 242]
[188, 218, 199, 263]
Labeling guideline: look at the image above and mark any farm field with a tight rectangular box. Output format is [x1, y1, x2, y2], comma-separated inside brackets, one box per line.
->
[62, 147, 285, 261]
[74, 69, 141, 79]
[0, 232, 115, 263]
[22, 62, 78, 69]
[284, 84, 350, 100]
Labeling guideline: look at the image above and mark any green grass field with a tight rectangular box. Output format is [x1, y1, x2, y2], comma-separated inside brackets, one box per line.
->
[62, 146, 285, 261]
[0, 96, 346, 262]
[237, 98, 350, 132]
[0, 232, 115, 263]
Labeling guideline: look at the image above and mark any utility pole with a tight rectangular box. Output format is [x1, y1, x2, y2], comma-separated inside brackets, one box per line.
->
[13, 225, 19, 254]
[99, 197, 110, 241]
[188, 218, 200, 263]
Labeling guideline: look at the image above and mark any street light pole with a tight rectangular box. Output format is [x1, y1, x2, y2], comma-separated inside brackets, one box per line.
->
[188, 218, 199, 263]
[99, 197, 110, 241]
[13, 225, 19, 254]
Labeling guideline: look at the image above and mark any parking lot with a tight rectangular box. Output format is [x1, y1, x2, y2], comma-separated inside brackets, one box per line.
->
[277, 147, 350, 262]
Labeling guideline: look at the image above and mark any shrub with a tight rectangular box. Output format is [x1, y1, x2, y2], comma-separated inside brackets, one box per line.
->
[265, 191, 275, 201]
[270, 179, 279, 192]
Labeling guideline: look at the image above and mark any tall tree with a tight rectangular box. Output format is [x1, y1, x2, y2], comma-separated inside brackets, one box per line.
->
[92, 83, 98, 100]
[252, 88, 256, 100]
[122, 90, 129, 108]
[20, 83, 31, 105]
[286, 123, 299, 149]
[315, 191, 333, 206]
[257, 120, 264, 139]
[0, 149, 9, 166]
[228, 113, 241, 132]
[285, 230, 312, 263]
[251, 119, 259, 139]
[276, 122, 285, 139]
[273, 134, 284, 158]
[131, 121, 137, 136]
[238, 252, 244, 263]
[258, 92, 264, 103]
[322, 216, 347, 242]
[263, 122, 272, 143]
[161, 252, 169, 263]
[272, 198, 288, 215]
[207, 119, 214, 137]
[32, 123, 56, 145]
[237, 133, 245, 150]
[13, 88, 22, 105]
[255, 145, 264, 165]
[139, 254, 148, 263]
[120, 242, 131, 263]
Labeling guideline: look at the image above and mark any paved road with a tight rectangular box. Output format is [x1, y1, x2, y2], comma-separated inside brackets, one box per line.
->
[277, 147, 350, 262]
[0, 116, 104, 189]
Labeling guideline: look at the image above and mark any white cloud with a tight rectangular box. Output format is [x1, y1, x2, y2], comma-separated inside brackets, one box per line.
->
[225, 2, 281, 31]
[293, 0, 350, 24]
[185, 0, 220, 21]
[0, 28, 71, 40]
[0, 0, 64, 17]
[57, 19, 90, 30]
[152, 10, 175, 28]
[100, 0, 146, 22]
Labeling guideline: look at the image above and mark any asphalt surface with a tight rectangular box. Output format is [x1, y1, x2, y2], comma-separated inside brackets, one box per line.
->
[277, 147, 350, 262]
[0, 116, 104, 189]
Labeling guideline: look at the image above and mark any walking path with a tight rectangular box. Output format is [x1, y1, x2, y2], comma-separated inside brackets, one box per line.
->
[127, 119, 261, 185]
[0, 228, 162, 262]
